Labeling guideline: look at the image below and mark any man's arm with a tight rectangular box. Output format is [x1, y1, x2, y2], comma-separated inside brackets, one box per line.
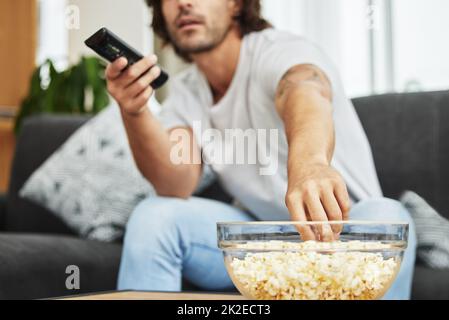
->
[275, 64, 351, 241]
[106, 55, 201, 199]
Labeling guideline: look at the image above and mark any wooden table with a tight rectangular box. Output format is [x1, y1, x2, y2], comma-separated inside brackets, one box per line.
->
[61, 291, 246, 300]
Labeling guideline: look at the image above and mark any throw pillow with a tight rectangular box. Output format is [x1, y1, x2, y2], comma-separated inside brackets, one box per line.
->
[400, 191, 449, 269]
[20, 99, 216, 242]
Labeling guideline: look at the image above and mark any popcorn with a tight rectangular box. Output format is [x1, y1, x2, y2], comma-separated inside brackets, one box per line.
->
[226, 240, 400, 300]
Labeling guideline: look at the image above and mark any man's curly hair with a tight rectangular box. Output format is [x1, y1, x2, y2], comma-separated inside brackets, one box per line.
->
[145, 0, 271, 60]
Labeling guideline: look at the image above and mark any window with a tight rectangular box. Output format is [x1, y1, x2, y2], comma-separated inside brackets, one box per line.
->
[37, 0, 69, 70]
[393, 0, 449, 92]
[262, 0, 449, 97]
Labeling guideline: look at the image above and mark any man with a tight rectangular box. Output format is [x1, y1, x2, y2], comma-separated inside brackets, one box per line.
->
[106, 0, 416, 299]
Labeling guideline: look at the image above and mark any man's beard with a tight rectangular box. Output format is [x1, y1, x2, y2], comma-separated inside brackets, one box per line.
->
[169, 22, 234, 56]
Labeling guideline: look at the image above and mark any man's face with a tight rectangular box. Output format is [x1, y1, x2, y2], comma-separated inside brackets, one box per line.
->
[162, 0, 239, 55]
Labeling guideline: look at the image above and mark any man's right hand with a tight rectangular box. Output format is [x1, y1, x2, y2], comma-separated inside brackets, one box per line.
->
[105, 55, 161, 116]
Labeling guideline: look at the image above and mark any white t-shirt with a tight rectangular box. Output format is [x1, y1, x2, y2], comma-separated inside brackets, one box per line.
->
[158, 29, 382, 221]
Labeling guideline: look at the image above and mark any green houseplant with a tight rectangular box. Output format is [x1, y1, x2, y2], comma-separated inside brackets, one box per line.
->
[15, 56, 110, 133]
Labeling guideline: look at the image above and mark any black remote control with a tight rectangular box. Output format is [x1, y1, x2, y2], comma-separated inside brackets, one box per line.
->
[85, 27, 169, 90]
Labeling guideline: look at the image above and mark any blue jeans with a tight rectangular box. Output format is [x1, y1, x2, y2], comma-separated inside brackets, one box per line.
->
[117, 197, 417, 300]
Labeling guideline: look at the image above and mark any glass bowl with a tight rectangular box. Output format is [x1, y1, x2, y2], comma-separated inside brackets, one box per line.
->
[217, 221, 408, 300]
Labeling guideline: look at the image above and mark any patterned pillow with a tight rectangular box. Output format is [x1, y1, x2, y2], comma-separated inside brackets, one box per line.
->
[400, 191, 449, 269]
[19, 99, 215, 242]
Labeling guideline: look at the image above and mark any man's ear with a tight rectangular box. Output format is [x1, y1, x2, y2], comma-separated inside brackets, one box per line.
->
[229, 0, 243, 18]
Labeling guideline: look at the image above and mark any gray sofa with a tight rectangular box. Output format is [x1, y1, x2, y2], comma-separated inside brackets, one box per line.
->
[1, 91, 449, 299]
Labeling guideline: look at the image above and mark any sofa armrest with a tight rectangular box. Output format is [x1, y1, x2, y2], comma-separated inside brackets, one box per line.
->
[5, 115, 91, 234]
[0, 193, 6, 230]
[0, 233, 121, 299]
[412, 265, 449, 300]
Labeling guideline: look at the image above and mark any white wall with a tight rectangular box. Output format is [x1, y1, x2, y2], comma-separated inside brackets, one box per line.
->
[67, 0, 153, 64]
[262, 0, 449, 96]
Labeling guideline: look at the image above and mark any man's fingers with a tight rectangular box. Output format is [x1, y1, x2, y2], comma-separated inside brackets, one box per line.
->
[286, 195, 316, 241]
[130, 86, 154, 111]
[304, 191, 334, 242]
[105, 54, 160, 115]
[127, 66, 161, 98]
[321, 188, 343, 236]
[334, 180, 351, 220]
[292, 209, 317, 241]
[106, 57, 128, 80]
[120, 55, 158, 88]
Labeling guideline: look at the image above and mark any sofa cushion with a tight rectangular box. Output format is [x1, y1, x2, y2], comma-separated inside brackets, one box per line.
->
[18, 105, 156, 242]
[0, 233, 122, 299]
[353, 90, 449, 219]
[6, 115, 89, 235]
[0, 193, 6, 230]
[18, 103, 216, 242]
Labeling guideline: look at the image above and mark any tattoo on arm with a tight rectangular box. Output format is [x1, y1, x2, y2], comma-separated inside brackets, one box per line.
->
[276, 64, 333, 104]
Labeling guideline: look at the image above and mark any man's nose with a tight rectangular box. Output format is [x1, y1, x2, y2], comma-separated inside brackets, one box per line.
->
[177, 0, 193, 10]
